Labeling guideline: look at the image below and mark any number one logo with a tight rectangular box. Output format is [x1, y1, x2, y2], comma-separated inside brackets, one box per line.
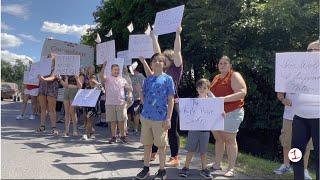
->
[288, 148, 302, 162]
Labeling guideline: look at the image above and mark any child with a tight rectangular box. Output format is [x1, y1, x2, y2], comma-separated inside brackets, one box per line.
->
[178, 78, 223, 179]
[100, 62, 132, 144]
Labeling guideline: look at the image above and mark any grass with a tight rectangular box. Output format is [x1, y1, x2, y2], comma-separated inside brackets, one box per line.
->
[179, 135, 317, 179]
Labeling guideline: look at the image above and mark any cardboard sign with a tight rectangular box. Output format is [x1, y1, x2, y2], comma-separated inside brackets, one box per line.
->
[179, 98, 224, 131]
[128, 34, 154, 59]
[96, 40, 116, 65]
[153, 5, 185, 35]
[55, 55, 80, 75]
[72, 89, 101, 107]
[275, 52, 320, 94]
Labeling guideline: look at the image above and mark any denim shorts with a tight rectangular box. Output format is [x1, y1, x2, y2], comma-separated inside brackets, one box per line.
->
[224, 108, 244, 133]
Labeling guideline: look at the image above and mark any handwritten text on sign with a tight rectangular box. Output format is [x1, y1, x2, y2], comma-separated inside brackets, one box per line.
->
[153, 5, 185, 35]
[179, 98, 224, 131]
[275, 52, 320, 95]
[128, 34, 154, 59]
[117, 50, 131, 65]
[96, 40, 116, 65]
[104, 58, 124, 77]
[55, 55, 80, 75]
[72, 89, 101, 107]
[24, 60, 52, 85]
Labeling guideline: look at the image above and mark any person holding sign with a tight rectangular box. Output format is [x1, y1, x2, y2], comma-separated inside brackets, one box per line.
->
[291, 40, 320, 180]
[37, 53, 60, 135]
[210, 56, 247, 177]
[178, 79, 221, 179]
[139, 26, 183, 167]
[135, 53, 175, 180]
[100, 61, 133, 144]
[59, 74, 84, 137]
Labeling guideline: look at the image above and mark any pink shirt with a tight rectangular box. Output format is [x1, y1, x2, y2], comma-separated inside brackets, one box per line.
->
[105, 75, 129, 105]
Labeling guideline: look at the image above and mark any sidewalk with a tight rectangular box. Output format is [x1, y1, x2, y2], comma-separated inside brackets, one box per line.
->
[1, 101, 252, 179]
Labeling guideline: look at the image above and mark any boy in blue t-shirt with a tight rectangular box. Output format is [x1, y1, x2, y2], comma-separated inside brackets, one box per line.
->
[135, 53, 175, 180]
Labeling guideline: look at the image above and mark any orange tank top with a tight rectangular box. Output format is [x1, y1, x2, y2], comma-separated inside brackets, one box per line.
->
[210, 70, 244, 113]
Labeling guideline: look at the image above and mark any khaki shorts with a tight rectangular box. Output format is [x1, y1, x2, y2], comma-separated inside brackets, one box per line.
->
[140, 116, 168, 147]
[280, 119, 313, 150]
[105, 104, 128, 122]
[64, 88, 78, 101]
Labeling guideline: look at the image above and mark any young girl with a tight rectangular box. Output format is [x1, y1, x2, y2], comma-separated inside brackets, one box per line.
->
[82, 65, 100, 140]
[59, 74, 83, 137]
[100, 62, 132, 144]
[178, 78, 224, 179]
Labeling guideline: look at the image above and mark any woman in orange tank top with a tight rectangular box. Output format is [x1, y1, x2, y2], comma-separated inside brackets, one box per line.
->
[209, 56, 247, 177]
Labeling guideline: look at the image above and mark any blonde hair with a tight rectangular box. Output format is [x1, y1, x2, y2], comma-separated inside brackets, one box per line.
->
[163, 49, 174, 62]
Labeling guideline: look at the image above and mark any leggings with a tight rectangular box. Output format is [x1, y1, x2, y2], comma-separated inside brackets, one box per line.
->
[152, 104, 180, 157]
[292, 115, 319, 180]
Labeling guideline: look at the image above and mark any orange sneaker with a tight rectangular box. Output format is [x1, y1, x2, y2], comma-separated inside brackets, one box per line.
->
[165, 156, 180, 167]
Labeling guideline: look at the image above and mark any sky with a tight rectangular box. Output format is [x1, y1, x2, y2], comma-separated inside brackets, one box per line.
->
[1, 0, 101, 64]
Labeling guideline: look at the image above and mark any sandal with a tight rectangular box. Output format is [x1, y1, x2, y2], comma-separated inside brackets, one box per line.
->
[36, 125, 45, 132]
[224, 169, 235, 177]
[51, 127, 59, 135]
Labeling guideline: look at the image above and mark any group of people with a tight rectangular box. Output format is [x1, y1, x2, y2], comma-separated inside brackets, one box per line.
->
[16, 26, 319, 180]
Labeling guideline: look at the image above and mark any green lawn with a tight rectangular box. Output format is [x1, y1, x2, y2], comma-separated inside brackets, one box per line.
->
[179, 136, 316, 179]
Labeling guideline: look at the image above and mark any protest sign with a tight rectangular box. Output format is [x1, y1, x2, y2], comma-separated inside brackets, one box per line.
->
[153, 5, 185, 35]
[55, 55, 80, 75]
[72, 89, 101, 107]
[179, 98, 224, 131]
[117, 50, 131, 65]
[128, 35, 154, 59]
[96, 40, 116, 65]
[275, 52, 320, 94]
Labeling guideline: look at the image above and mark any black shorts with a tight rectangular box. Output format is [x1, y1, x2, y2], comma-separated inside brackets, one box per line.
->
[127, 100, 142, 116]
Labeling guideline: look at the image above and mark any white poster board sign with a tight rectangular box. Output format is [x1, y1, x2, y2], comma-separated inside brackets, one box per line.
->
[72, 89, 101, 107]
[128, 35, 154, 59]
[40, 38, 94, 68]
[275, 52, 320, 95]
[153, 5, 185, 35]
[96, 40, 116, 65]
[104, 58, 124, 77]
[55, 55, 80, 75]
[25, 60, 52, 85]
[179, 98, 224, 131]
[117, 50, 131, 65]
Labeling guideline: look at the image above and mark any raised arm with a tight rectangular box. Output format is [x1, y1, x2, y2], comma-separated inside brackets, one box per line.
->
[150, 30, 161, 54]
[224, 72, 247, 102]
[138, 56, 154, 77]
[173, 26, 183, 67]
[39, 74, 57, 82]
[75, 75, 84, 89]
[99, 61, 107, 83]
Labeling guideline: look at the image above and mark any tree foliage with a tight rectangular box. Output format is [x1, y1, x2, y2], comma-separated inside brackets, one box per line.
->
[81, 0, 319, 160]
[1, 60, 27, 90]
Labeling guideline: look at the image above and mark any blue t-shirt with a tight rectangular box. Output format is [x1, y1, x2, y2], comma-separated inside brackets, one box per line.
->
[141, 73, 175, 121]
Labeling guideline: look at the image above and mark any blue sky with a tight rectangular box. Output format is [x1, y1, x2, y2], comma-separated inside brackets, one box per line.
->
[1, 0, 101, 64]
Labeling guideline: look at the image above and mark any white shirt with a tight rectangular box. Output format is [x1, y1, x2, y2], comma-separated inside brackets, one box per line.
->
[294, 93, 320, 119]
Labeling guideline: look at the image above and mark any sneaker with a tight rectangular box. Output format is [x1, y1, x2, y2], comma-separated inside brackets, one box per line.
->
[82, 134, 88, 140]
[120, 136, 128, 143]
[135, 166, 150, 180]
[90, 134, 96, 139]
[108, 137, 117, 144]
[165, 157, 180, 167]
[304, 169, 312, 180]
[154, 169, 167, 180]
[200, 168, 213, 179]
[273, 164, 292, 175]
[16, 115, 24, 120]
[29, 115, 35, 120]
[178, 167, 190, 178]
